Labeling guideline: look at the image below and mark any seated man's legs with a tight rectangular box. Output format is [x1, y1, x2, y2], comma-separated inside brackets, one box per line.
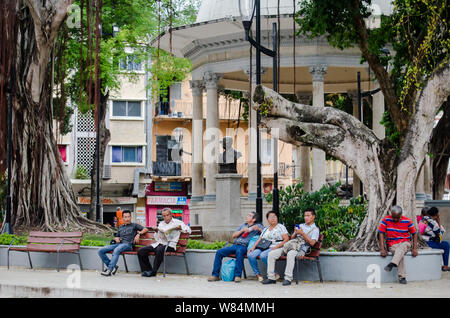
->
[283, 250, 298, 282]
[389, 241, 411, 279]
[234, 244, 248, 278]
[137, 245, 156, 272]
[211, 245, 238, 278]
[98, 244, 117, 269]
[108, 243, 132, 271]
[426, 240, 450, 267]
[152, 244, 176, 273]
[266, 248, 283, 280]
[247, 248, 263, 276]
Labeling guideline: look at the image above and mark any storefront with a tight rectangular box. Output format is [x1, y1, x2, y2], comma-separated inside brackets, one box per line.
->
[145, 181, 190, 227]
[77, 197, 138, 227]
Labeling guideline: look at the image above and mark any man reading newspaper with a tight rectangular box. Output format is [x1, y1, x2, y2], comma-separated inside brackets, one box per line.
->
[137, 208, 191, 277]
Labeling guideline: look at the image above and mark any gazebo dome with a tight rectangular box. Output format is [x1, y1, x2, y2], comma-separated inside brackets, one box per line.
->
[196, 0, 295, 23]
[196, 0, 394, 24]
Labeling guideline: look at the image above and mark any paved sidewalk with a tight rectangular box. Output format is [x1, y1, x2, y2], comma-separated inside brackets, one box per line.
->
[0, 267, 449, 298]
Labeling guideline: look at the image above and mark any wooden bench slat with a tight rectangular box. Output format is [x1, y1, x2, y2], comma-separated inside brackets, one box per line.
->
[27, 237, 82, 245]
[24, 244, 80, 252]
[29, 231, 83, 238]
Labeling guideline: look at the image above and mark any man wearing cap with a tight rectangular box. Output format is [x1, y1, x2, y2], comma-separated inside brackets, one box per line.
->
[378, 205, 418, 284]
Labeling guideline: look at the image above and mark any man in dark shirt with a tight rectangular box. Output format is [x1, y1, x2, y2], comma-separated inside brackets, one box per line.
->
[207, 211, 263, 283]
[98, 210, 148, 276]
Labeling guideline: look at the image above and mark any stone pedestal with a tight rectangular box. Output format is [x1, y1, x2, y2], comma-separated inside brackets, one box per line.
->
[212, 174, 243, 233]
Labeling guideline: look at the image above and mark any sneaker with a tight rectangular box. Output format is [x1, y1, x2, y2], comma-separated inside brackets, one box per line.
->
[384, 263, 396, 272]
[101, 269, 112, 277]
[111, 265, 119, 275]
[141, 271, 152, 277]
[234, 277, 242, 283]
[207, 276, 220, 282]
[257, 275, 264, 282]
[149, 271, 157, 277]
[399, 278, 407, 284]
[282, 280, 291, 286]
[262, 279, 276, 285]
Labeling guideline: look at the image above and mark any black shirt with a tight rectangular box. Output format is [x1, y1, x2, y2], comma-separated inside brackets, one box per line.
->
[115, 223, 144, 244]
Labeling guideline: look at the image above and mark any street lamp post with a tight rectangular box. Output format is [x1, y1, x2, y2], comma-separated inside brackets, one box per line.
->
[240, 0, 278, 220]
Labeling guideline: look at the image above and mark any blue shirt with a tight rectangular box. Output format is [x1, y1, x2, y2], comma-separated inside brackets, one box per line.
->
[233, 223, 264, 246]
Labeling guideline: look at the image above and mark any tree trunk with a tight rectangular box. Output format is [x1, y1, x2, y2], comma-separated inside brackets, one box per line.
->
[253, 63, 450, 251]
[6, 0, 109, 233]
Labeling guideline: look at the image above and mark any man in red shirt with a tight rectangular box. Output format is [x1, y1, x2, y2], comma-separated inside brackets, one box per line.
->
[378, 205, 418, 284]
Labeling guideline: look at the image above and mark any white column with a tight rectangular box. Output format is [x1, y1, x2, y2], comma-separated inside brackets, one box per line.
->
[372, 81, 386, 139]
[203, 72, 222, 201]
[309, 65, 327, 192]
[348, 91, 361, 197]
[190, 80, 205, 201]
[295, 93, 312, 192]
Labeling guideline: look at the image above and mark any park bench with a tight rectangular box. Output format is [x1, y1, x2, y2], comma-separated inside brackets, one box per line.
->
[105, 230, 190, 277]
[189, 225, 204, 240]
[227, 233, 324, 283]
[7, 231, 83, 272]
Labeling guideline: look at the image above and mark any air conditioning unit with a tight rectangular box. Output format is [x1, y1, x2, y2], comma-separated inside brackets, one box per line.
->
[103, 165, 112, 180]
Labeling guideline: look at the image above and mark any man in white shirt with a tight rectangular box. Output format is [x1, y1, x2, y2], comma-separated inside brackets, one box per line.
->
[137, 208, 191, 277]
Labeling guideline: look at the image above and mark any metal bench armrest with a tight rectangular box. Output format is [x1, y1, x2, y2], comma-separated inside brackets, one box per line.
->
[7, 237, 16, 250]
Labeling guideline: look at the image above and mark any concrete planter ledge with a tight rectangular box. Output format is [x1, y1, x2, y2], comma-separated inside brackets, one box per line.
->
[0, 246, 444, 283]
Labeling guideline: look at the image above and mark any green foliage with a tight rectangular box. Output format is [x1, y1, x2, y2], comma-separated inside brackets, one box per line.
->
[75, 165, 90, 180]
[0, 234, 28, 246]
[220, 90, 250, 121]
[266, 182, 367, 248]
[186, 240, 227, 250]
[296, 0, 449, 141]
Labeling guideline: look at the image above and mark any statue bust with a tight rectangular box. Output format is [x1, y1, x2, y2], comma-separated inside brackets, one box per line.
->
[218, 136, 242, 174]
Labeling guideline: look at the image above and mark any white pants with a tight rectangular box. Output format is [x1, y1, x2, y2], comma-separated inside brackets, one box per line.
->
[267, 248, 298, 282]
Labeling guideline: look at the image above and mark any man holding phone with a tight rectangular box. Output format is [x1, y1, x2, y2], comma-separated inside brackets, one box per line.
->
[264, 208, 319, 286]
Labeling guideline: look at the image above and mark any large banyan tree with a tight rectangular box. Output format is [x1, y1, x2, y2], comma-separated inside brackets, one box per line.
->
[253, 0, 449, 250]
[0, 0, 108, 232]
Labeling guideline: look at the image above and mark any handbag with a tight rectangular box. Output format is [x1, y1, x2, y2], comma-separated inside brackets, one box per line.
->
[220, 259, 236, 282]
[255, 229, 272, 251]
[255, 238, 272, 251]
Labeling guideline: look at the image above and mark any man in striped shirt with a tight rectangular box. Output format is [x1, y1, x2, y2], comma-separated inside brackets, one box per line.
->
[378, 205, 418, 284]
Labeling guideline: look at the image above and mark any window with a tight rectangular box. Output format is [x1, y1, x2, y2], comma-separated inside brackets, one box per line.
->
[119, 55, 142, 71]
[112, 146, 143, 163]
[112, 101, 142, 118]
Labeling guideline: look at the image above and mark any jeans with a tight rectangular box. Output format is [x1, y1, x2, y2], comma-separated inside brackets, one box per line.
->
[247, 248, 271, 276]
[212, 244, 247, 278]
[98, 242, 132, 271]
[426, 240, 449, 266]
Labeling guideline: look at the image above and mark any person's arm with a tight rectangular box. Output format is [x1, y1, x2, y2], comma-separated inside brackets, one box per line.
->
[379, 232, 387, 257]
[232, 226, 247, 239]
[272, 233, 290, 250]
[295, 228, 316, 246]
[175, 220, 191, 234]
[249, 237, 263, 253]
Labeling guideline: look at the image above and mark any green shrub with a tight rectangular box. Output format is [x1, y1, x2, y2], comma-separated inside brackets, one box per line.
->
[266, 182, 367, 249]
[186, 240, 227, 250]
[75, 165, 90, 180]
[0, 234, 28, 246]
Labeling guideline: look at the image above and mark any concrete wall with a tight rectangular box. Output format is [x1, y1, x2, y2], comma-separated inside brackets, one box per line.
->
[0, 246, 442, 283]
